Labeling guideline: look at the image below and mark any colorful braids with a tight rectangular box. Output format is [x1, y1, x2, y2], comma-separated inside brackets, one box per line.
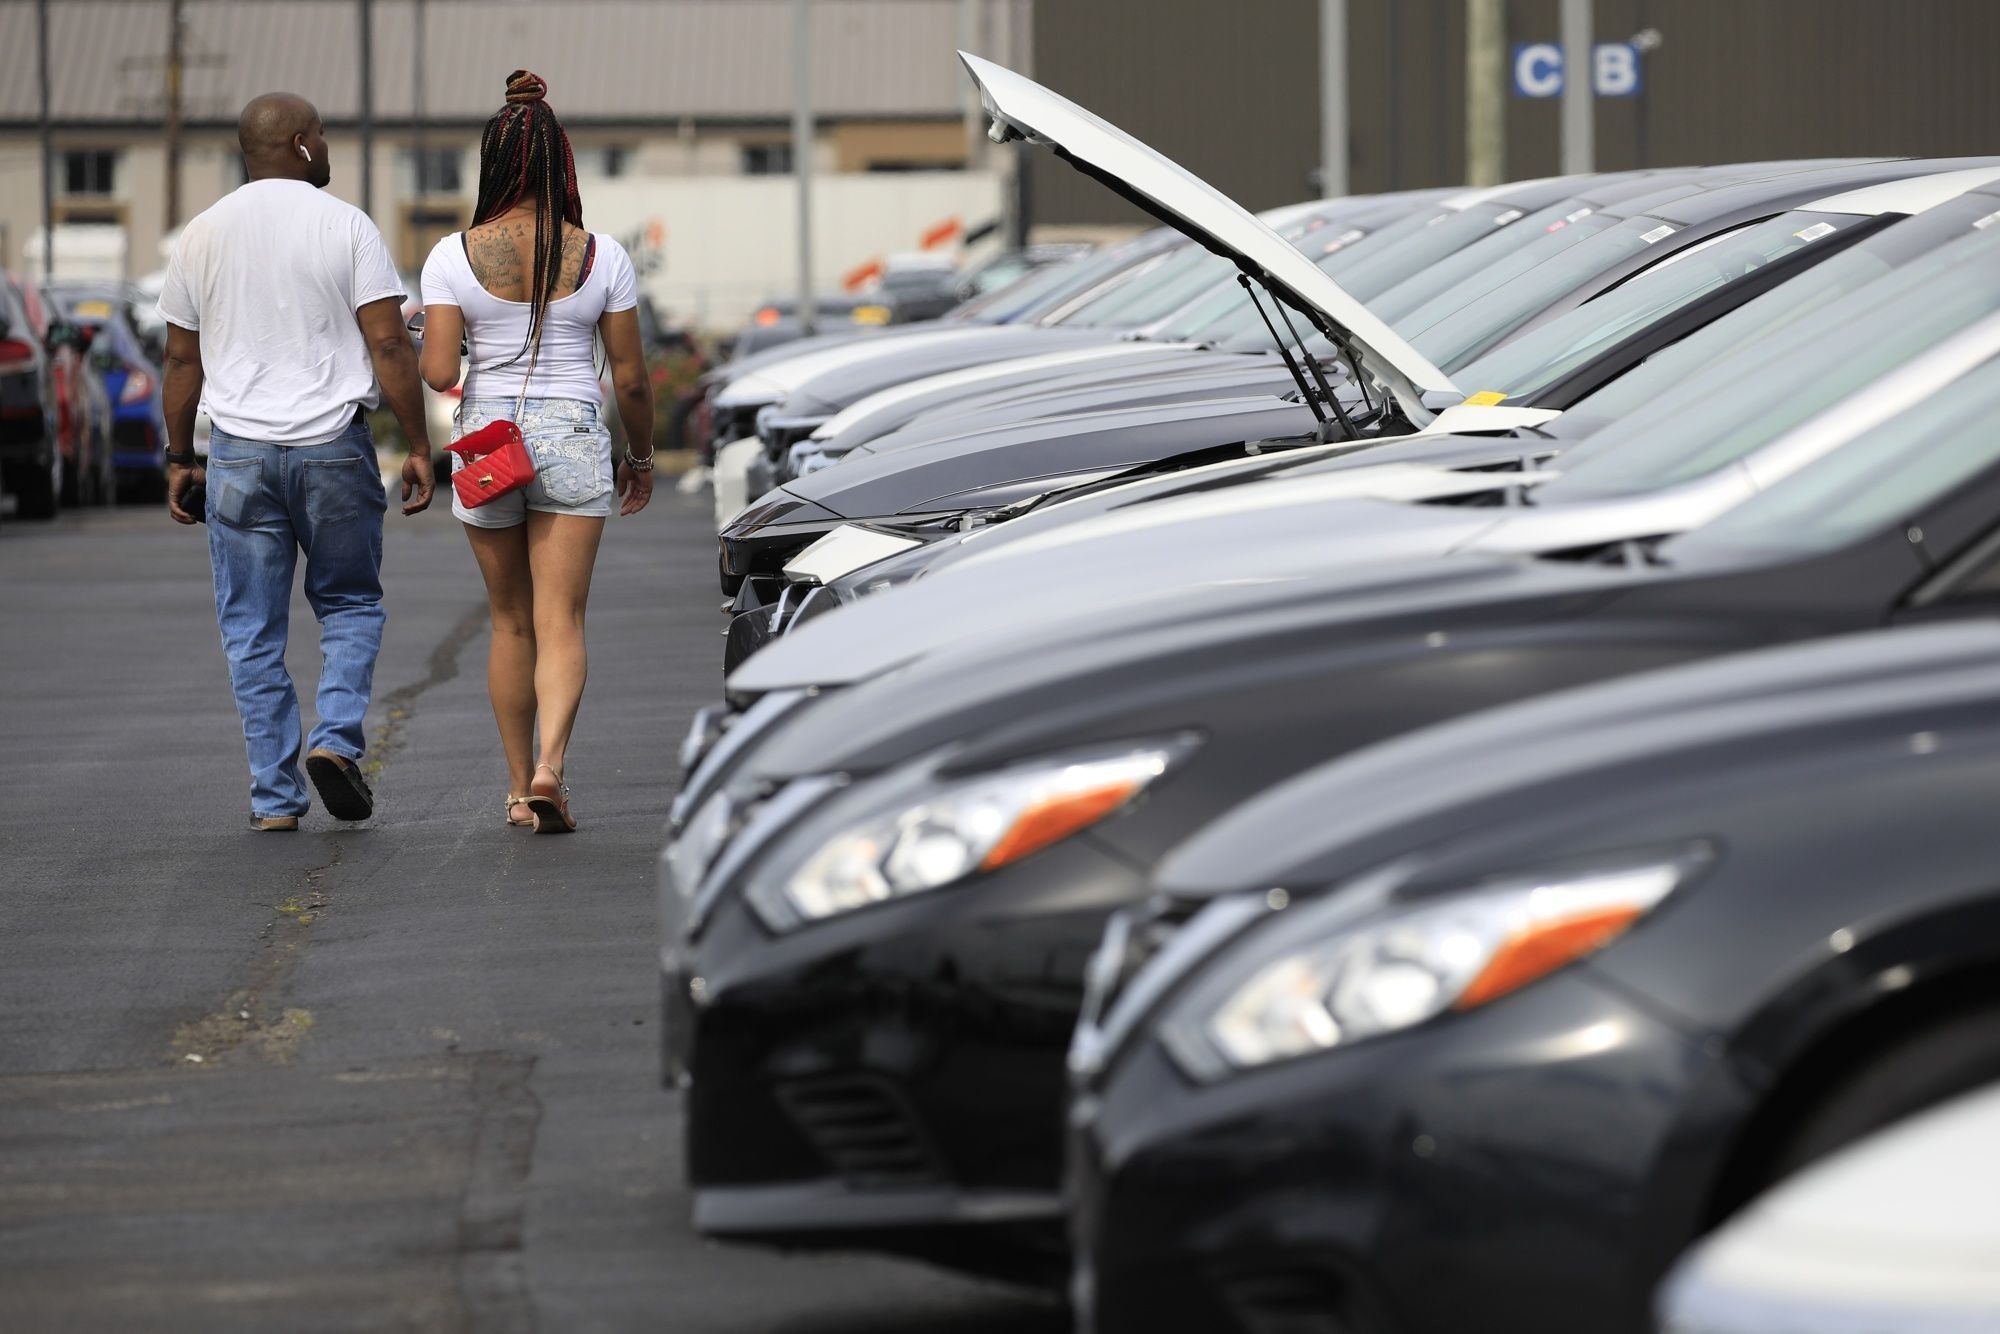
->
[472, 69, 584, 367]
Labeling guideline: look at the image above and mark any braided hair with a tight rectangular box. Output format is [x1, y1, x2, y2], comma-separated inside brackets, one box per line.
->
[471, 69, 583, 366]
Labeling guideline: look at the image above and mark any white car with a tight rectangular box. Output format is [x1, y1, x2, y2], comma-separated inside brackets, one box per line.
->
[1659, 1081, 2000, 1333]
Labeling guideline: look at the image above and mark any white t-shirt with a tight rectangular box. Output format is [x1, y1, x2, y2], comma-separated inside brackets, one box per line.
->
[420, 232, 639, 405]
[157, 179, 405, 445]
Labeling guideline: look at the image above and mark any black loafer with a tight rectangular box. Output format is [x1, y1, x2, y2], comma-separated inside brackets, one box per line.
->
[305, 749, 375, 822]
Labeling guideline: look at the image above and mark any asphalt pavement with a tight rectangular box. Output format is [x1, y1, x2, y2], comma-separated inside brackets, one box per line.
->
[0, 488, 1065, 1333]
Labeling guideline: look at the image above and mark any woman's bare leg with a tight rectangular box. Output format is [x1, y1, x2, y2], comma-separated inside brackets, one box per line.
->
[523, 511, 606, 780]
[465, 521, 538, 817]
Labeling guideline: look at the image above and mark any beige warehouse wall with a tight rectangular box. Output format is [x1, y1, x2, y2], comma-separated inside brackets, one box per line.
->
[584, 170, 1006, 333]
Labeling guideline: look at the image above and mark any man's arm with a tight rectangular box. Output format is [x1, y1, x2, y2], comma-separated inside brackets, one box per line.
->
[355, 295, 434, 516]
[162, 322, 205, 525]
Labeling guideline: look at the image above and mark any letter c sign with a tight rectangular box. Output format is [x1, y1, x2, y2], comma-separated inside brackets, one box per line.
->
[1513, 42, 1564, 98]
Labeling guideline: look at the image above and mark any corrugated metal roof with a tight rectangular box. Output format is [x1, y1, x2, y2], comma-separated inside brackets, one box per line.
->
[0, 0, 1030, 125]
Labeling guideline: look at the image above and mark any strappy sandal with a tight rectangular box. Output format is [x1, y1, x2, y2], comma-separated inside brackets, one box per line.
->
[526, 763, 577, 835]
[505, 794, 535, 827]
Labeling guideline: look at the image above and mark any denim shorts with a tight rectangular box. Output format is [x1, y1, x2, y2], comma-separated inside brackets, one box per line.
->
[451, 397, 614, 527]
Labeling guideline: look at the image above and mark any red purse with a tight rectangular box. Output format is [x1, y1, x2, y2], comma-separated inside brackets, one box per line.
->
[448, 328, 541, 508]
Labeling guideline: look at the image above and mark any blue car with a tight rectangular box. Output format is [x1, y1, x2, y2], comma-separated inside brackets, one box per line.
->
[52, 284, 168, 502]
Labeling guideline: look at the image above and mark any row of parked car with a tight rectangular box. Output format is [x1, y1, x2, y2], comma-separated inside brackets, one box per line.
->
[730, 245, 1095, 360]
[662, 54, 2000, 1333]
[0, 273, 170, 520]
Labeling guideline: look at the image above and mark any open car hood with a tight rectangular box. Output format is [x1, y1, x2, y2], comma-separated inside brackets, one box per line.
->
[962, 51, 1459, 425]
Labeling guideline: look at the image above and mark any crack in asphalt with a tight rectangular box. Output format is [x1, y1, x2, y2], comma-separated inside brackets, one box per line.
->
[171, 601, 488, 1070]
[364, 601, 490, 780]
[455, 1052, 545, 1334]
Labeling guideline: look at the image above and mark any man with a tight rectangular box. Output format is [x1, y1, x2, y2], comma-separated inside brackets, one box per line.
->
[160, 93, 435, 832]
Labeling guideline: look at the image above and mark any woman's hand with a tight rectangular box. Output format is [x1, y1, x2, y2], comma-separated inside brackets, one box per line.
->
[616, 458, 653, 516]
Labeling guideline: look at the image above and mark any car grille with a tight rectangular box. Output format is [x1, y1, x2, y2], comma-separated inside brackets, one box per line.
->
[773, 1075, 945, 1188]
[1208, 1255, 1392, 1334]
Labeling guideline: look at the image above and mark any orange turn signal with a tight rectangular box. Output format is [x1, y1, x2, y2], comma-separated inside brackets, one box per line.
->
[754, 307, 781, 327]
[979, 779, 1144, 871]
[1455, 905, 1644, 1010]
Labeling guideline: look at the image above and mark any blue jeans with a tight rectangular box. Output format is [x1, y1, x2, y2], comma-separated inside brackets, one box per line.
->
[206, 421, 387, 817]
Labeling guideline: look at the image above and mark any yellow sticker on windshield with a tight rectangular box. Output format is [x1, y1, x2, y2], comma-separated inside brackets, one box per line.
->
[73, 300, 113, 319]
[1461, 390, 1509, 407]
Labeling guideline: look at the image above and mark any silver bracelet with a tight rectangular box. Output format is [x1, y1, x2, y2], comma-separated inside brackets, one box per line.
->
[624, 451, 656, 473]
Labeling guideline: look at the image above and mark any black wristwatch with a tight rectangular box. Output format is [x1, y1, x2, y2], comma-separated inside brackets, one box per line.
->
[163, 448, 198, 467]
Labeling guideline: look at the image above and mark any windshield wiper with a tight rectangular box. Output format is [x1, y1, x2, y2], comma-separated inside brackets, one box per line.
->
[1239, 275, 1361, 443]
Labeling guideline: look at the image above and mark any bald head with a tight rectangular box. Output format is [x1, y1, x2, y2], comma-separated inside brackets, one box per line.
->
[238, 93, 329, 187]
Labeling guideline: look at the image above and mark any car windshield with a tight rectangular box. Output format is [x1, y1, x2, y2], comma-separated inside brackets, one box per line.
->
[1534, 227, 2000, 502]
[1402, 212, 1688, 371]
[1452, 209, 1876, 403]
[1145, 211, 1390, 343]
[1547, 192, 2000, 433]
[1058, 245, 1241, 329]
[1664, 352, 2000, 562]
[977, 238, 1168, 322]
[1211, 198, 1622, 357]
[1320, 200, 1521, 300]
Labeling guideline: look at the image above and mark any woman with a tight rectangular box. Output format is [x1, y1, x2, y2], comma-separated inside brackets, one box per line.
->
[420, 69, 654, 833]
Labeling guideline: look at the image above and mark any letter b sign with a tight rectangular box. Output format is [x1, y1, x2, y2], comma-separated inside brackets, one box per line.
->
[1594, 42, 1641, 96]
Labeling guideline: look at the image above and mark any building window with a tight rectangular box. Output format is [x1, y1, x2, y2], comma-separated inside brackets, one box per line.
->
[404, 147, 463, 196]
[741, 143, 793, 175]
[62, 150, 117, 196]
[574, 146, 631, 180]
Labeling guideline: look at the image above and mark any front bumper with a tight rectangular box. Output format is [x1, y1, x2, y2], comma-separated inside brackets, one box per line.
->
[1073, 967, 1734, 1334]
[663, 826, 1150, 1279]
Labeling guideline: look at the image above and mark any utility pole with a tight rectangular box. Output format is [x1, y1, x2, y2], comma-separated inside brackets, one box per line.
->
[1465, 0, 1505, 186]
[959, 0, 985, 169]
[358, 0, 375, 217]
[1318, 0, 1347, 197]
[792, 0, 815, 335]
[1560, 0, 1593, 174]
[165, 0, 184, 233]
[412, 0, 426, 196]
[36, 0, 53, 280]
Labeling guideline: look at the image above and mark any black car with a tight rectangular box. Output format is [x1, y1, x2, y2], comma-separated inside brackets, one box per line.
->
[1067, 618, 2000, 1334]
[719, 167, 2000, 667]
[661, 265, 2000, 1278]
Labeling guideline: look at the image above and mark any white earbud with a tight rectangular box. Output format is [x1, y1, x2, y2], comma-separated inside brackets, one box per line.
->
[298, 145, 312, 163]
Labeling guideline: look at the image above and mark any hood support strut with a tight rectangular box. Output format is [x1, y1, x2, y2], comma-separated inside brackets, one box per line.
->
[1240, 275, 1359, 442]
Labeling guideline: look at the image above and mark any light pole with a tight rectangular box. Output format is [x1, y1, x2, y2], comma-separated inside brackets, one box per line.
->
[1318, 0, 1347, 198]
[792, 0, 815, 336]
[1560, 0, 1593, 175]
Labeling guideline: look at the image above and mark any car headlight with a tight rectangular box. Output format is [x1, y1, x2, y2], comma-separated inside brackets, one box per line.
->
[1161, 843, 1713, 1082]
[746, 738, 1198, 931]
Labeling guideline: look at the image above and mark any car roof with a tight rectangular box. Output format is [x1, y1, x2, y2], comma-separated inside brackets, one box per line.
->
[1646, 157, 2000, 225]
[1806, 163, 2000, 215]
